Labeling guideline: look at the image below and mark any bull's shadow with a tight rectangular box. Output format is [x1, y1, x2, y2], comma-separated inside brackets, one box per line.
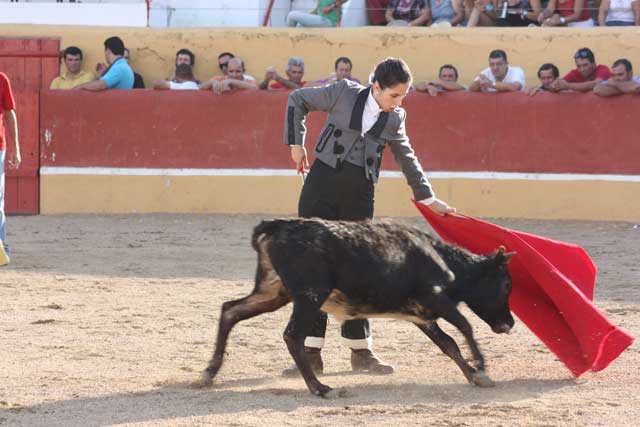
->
[4, 376, 575, 427]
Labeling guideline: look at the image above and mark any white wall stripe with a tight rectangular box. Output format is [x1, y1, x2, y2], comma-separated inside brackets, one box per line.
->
[39, 167, 640, 182]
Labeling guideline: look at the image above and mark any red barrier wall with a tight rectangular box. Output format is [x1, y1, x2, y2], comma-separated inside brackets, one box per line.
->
[2, 38, 60, 214]
[40, 90, 640, 175]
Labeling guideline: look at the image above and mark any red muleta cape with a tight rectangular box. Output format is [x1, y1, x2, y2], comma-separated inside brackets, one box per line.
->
[414, 201, 634, 376]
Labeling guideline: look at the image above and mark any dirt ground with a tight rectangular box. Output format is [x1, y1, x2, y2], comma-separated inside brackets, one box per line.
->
[0, 213, 638, 427]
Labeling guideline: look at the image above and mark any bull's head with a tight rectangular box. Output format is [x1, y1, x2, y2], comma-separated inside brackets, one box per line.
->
[467, 246, 516, 334]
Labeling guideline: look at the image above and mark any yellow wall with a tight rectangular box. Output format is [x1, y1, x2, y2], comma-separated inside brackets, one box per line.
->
[3, 24, 640, 87]
[41, 175, 640, 221]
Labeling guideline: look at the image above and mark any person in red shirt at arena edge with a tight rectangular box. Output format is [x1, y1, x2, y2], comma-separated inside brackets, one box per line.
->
[548, 48, 612, 93]
[259, 57, 306, 90]
[0, 72, 21, 265]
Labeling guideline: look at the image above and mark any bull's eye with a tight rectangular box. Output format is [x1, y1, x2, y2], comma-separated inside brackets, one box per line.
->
[502, 280, 512, 293]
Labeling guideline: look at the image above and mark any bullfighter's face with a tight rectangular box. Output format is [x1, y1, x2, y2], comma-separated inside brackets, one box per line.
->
[373, 81, 410, 113]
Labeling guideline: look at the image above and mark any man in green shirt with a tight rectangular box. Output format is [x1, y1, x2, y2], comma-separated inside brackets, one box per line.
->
[287, 0, 345, 27]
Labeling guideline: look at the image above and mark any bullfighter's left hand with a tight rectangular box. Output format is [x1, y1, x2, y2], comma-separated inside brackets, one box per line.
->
[418, 198, 456, 215]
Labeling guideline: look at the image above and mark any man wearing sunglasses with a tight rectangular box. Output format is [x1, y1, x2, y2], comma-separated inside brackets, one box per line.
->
[549, 48, 612, 92]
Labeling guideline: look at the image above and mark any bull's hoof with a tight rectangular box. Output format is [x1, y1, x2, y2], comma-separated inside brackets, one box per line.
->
[311, 384, 337, 398]
[471, 371, 495, 388]
[199, 370, 215, 387]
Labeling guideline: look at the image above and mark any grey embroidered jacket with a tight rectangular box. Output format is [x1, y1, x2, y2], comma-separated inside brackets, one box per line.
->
[284, 79, 434, 201]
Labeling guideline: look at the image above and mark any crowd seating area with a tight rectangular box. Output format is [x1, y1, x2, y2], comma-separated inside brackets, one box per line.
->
[2, 0, 638, 28]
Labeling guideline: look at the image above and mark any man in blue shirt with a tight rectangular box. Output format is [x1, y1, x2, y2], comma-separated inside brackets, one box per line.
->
[76, 36, 134, 91]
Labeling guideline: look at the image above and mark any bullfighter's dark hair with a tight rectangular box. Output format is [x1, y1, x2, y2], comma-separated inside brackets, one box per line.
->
[371, 57, 412, 89]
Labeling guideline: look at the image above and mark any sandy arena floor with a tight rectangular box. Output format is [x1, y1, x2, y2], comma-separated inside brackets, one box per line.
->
[0, 213, 638, 426]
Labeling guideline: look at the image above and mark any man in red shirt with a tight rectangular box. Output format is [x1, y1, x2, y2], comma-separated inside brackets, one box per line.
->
[0, 72, 21, 265]
[366, 0, 391, 25]
[259, 57, 306, 90]
[550, 48, 611, 92]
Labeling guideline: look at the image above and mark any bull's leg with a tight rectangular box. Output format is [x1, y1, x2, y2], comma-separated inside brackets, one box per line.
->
[283, 293, 335, 398]
[416, 320, 494, 388]
[422, 295, 486, 371]
[202, 293, 290, 385]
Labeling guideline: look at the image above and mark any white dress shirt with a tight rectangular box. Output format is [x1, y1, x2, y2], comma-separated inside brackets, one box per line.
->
[361, 88, 437, 206]
[476, 65, 526, 91]
[362, 90, 383, 134]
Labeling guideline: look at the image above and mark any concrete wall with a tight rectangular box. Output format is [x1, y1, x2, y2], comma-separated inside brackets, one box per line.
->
[2, 25, 639, 90]
[0, 3, 147, 27]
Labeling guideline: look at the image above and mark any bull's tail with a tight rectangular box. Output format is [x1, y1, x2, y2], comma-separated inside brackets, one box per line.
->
[251, 219, 291, 251]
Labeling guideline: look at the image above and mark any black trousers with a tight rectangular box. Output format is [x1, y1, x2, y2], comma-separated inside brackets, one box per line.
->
[298, 160, 374, 349]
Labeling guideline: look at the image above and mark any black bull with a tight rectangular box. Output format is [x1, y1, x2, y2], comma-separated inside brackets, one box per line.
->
[203, 218, 515, 397]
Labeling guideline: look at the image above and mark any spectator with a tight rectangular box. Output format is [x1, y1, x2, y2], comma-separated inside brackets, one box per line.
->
[259, 57, 306, 90]
[466, 0, 499, 26]
[526, 63, 561, 96]
[469, 49, 525, 92]
[427, 0, 465, 26]
[200, 58, 258, 94]
[414, 64, 466, 95]
[76, 36, 133, 91]
[538, 0, 594, 26]
[217, 52, 256, 82]
[598, 0, 640, 26]
[50, 46, 97, 89]
[496, 0, 543, 26]
[217, 52, 234, 78]
[0, 72, 20, 265]
[287, 1, 346, 27]
[169, 48, 199, 83]
[123, 48, 145, 89]
[176, 48, 195, 67]
[308, 57, 361, 86]
[367, 0, 391, 24]
[594, 58, 640, 96]
[153, 64, 199, 90]
[549, 48, 611, 92]
[386, 0, 430, 25]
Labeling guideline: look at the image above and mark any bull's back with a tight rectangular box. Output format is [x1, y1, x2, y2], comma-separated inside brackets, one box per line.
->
[253, 218, 453, 308]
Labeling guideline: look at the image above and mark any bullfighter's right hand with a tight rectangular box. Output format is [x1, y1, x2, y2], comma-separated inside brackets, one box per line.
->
[291, 145, 309, 174]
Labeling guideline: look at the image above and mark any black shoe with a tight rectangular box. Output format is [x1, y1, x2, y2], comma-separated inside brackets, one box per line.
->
[351, 349, 395, 375]
[281, 348, 324, 377]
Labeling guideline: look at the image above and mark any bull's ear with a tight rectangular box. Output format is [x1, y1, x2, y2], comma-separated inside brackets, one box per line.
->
[495, 245, 516, 265]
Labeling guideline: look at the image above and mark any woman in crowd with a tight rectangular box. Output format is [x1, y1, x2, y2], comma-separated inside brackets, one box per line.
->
[428, 0, 466, 26]
[385, 0, 430, 25]
[538, 0, 594, 27]
[495, 0, 543, 26]
[598, 0, 640, 26]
